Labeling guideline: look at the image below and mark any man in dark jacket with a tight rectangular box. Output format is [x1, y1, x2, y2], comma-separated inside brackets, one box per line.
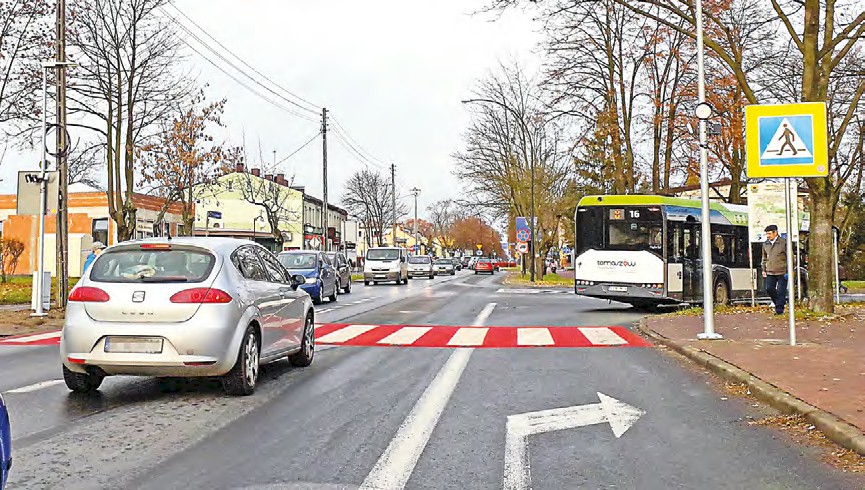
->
[762, 225, 788, 315]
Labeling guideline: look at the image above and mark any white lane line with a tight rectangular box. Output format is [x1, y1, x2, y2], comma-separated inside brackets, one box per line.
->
[475, 303, 497, 326]
[359, 303, 496, 490]
[447, 327, 488, 346]
[6, 379, 65, 394]
[2, 331, 62, 343]
[517, 328, 555, 346]
[316, 324, 378, 344]
[377, 327, 432, 345]
[579, 327, 627, 345]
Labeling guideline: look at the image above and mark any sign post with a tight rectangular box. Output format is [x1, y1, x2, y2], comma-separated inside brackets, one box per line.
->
[746, 101, 828, 346]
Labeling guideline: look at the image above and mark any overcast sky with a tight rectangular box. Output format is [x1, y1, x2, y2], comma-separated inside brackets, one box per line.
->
[179, 0, 542, 218]
[3, 1, 543, 220]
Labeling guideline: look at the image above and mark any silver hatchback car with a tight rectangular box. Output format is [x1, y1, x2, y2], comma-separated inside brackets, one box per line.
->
[61, 238, 315, 396]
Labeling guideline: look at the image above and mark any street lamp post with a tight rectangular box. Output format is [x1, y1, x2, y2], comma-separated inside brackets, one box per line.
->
[411, 187, 420, 254]
[33, 60, 76, 317]
[694, 0, 722, 340]
[461, 98, 536, 282]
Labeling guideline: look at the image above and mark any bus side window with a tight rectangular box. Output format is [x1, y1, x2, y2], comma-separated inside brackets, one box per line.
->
[733, 228, 749, 267]
[667, 224, 682, 261]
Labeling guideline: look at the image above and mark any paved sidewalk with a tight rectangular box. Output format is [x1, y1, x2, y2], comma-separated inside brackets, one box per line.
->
[641, 308, 865, 453]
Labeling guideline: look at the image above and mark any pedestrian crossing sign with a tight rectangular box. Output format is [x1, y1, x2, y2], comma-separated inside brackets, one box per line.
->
[745, 102, 827, 178]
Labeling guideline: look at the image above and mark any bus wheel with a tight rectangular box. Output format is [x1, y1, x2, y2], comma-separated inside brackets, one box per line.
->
[714, 279, 730, 306]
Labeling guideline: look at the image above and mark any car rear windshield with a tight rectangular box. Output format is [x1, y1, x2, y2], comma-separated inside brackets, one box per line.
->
[368, 249, 400, 260]
[279, 253, 318, 269]
[409, 256, 431, 264]
[90, 248, 215, 283]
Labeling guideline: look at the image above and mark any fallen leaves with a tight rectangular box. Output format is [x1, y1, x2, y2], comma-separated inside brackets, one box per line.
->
[749, 415, 865, 473]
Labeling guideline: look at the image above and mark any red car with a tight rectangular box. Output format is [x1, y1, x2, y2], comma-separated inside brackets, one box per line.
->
[474, 259, 495, 275]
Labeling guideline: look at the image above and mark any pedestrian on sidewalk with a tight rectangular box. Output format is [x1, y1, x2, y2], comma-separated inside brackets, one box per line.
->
[762, 225, 788, 315]
[83, 242, 106, 274]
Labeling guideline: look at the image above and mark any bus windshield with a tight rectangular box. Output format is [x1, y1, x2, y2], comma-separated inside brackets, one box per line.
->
[577, 206, 663, 254]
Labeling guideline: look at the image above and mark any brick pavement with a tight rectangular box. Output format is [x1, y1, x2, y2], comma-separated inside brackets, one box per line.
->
[645, 308, 865, 432]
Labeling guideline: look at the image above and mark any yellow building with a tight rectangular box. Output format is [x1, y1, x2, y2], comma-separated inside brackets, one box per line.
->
[194, 164, 347, 251]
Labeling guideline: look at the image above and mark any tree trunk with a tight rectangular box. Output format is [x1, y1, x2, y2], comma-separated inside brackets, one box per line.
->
[807, 179, 835, 313]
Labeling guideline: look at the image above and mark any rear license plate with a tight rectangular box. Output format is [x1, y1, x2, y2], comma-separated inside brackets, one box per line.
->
[609, 286, 628, 292]
[104, 337, 163, 354]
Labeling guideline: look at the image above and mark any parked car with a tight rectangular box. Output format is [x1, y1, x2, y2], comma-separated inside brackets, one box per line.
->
[434, 258, 455, 276]
[325, 251, 352, 294]
[61, 238, 316, 396]
[475, 258, 495, 275]
[278, 250, 340, 304]
[408, 255, 435, 279]
[364, 247, 409, 285]
[1, 393, 10, 489]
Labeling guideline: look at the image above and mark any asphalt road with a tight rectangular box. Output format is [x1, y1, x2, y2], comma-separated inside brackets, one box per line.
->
[2, 270, 862, 489]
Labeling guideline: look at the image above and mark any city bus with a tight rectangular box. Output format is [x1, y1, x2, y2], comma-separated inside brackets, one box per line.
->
[573, 195, 776, 309]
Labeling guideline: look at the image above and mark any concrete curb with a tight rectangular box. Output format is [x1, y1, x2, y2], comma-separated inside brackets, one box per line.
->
[636, 318, 865, 457]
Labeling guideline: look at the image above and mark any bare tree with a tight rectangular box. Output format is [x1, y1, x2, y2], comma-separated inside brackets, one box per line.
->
[454, 62, 571, 278]
[427, 199, 458, 253]
[231, 154, 300, 247]
[67, 0, 190, 241]
[542, 0, 648, 194]
[0, 0, 52, 144]
[341, 168, 408, 247]
[139, 91, 232, 232]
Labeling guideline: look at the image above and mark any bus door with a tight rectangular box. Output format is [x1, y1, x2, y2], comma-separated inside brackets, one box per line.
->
[682, 223, 703, 302]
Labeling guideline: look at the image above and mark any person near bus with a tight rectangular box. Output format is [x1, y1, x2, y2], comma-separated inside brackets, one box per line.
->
[761, 225, 788, 315]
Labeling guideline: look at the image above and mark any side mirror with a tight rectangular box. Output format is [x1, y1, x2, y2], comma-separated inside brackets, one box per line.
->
[290, 274, 306, 289]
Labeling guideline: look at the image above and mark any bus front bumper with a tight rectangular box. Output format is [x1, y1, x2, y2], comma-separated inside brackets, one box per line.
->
[574, 283, 669, 304]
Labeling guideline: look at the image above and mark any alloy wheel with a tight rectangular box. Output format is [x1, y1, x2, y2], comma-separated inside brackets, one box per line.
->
[245, 332, 259, 387]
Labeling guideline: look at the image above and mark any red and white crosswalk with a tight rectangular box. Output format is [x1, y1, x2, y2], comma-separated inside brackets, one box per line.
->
[0, 331, 63, 346]
[314, 324, 650, 348]
[0, 325, 650, 349]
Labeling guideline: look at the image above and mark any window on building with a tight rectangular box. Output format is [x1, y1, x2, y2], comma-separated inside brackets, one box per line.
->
[92, 218, 109, 245]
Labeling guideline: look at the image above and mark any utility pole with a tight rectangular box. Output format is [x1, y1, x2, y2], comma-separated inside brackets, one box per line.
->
[410, 187, 420, 254]
[321, 107, 328, 251]
[391, 164, 397, 246]
[56, 0, 69, 308]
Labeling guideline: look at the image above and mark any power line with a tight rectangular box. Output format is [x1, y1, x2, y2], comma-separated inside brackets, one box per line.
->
[330, 115, 391, 168]
[160, 9, 319, 123]
[276, 131, 322, 167]
[330, 128, 388, 171]
[165, 3, 321, 115]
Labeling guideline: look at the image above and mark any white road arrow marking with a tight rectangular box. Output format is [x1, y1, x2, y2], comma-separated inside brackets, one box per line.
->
[503, 392, 645, 490]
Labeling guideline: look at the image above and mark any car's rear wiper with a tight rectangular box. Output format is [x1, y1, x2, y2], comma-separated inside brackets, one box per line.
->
[140, 276, 189, 282]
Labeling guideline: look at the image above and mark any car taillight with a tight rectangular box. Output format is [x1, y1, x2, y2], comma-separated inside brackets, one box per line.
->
[170, 288, 232, 304]
[68, 286, 110, 302]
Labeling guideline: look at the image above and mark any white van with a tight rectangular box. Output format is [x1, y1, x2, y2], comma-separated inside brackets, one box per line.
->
[364, 247, 408, 285]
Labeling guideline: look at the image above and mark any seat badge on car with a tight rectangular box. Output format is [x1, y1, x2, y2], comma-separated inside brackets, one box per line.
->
[132, 291, 146, 303]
